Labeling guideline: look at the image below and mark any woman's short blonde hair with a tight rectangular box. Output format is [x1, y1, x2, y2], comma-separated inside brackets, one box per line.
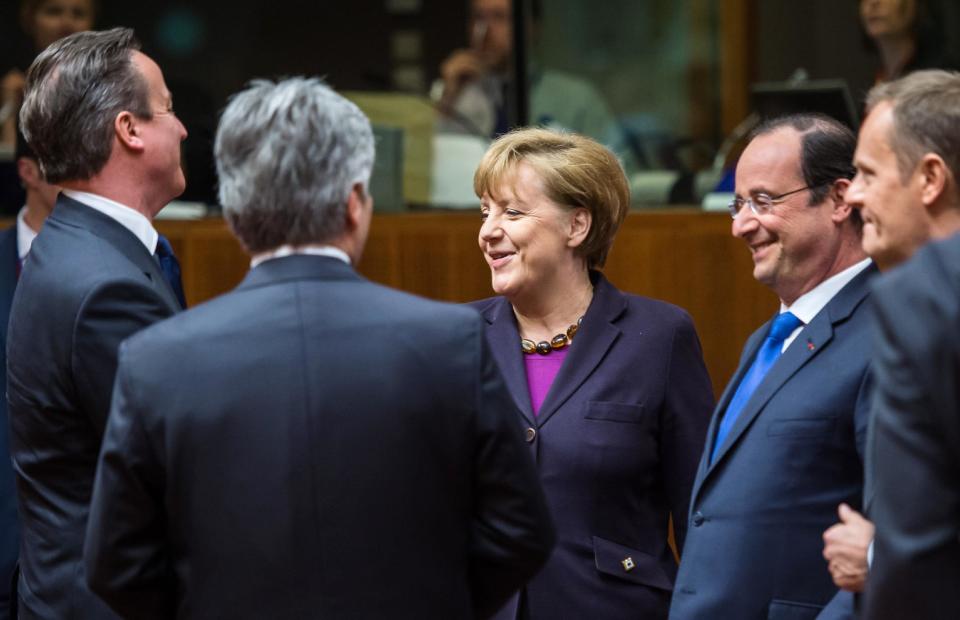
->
[474, 127, 630, 269]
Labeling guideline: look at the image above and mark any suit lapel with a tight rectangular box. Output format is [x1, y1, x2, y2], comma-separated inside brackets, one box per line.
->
[479, 298, 536, 425]
[698, 264, 877, 485]
[706, 315, 834, 469]
[692, 329, 765, 494]
[53, 195, 181, 312]
[534, 274, 625, 427]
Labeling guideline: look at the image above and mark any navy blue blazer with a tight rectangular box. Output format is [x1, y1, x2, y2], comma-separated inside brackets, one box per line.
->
[85, 255, 554, 619]
[0, 226, 18, 620]
[670, 265, 877, 620]
[471, 272, 714, 619]
[865, 235, 960, 620]
[7, 195, 181, 618]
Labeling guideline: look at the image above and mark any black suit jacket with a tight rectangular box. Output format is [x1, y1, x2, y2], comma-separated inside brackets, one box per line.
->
[84, 255, 555, 619]
[0, 226, 19, 620]
[7, 195, 181, 618]
[864, 234, 960, 620]
[470, 272, 714, 619]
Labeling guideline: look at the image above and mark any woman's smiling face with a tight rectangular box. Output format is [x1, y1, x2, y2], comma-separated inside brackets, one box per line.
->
[478, 162, 581, 301]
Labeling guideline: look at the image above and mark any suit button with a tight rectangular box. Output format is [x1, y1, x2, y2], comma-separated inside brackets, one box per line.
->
[692, 511, 705, 527]
[524, 427, 537, 443]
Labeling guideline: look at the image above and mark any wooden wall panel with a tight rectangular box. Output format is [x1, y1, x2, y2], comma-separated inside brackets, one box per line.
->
[157, 211, 779, 398]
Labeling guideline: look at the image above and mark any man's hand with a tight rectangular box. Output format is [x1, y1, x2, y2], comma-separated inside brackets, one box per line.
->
[438, 49, 485, 109]
[822, 503, 875, 592]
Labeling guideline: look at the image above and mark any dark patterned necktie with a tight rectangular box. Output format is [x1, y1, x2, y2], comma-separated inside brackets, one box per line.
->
[155, 234, 186, 309]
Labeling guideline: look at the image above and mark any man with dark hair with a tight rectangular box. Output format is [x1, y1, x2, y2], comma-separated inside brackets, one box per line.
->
[669, 113, 875, 620]
[820, 69, 960, 620]
[9, 27, 186, 618]
[84, 77, 554, 619]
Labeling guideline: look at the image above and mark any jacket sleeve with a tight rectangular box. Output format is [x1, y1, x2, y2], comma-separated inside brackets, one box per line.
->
[660, 311, 714, 553]
[468, 316, 555, 619]
[72, 279, 175, 434]
[84, 339, 174, 620]
[863, 265, 960, 620]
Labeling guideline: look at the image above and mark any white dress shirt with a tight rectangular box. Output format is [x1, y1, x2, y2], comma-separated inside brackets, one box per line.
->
[250, 244, 351, 268]
[778, 257, 873, 352]
[61, 189, 158, 254]
[16, 207, 39, 261]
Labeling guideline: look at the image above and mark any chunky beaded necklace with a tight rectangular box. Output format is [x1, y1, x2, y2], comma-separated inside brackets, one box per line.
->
[520, 317, 583, 355]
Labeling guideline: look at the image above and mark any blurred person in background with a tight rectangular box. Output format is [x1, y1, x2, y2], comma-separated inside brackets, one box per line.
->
[0, 129, 58, 620]
[1, 0, 97, 148]
[859, 0, 954, 84]
[435, 0, 619, 145]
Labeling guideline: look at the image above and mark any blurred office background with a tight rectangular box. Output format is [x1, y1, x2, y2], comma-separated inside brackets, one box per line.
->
[2, 0, 958, 211]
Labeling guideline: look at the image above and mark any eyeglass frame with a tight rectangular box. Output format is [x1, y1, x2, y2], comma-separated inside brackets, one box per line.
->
[727, 183, 828, 219]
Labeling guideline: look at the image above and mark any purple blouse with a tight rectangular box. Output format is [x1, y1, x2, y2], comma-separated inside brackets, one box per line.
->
[523, 347, 569, 416]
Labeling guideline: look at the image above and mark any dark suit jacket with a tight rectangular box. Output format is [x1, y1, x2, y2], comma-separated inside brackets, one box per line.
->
[0, 227, 19, 620]
[470, 272, 714, 619]
[84, 255, 555, 620]
[864, 235, 960, 620]
[670, 265, 877, 620]
[7, 195, 181, 619]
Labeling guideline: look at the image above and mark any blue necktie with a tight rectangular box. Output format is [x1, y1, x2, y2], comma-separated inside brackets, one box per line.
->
[710, 311, 803, 463]
[155, 234, 186, 309]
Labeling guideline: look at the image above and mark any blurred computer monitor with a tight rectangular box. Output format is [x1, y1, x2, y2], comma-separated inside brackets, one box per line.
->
[751, 79, 860, 131]
[370, 125, 405, 213]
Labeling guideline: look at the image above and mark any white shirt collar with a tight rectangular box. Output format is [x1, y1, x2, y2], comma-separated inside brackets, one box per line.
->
[61, 189, 159, 253]
[250, 244, 351, 268]
[16, 206, 39, 261]
[778, 257, 873, 351]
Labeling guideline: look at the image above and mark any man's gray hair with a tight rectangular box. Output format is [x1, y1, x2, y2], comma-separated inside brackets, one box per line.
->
[866, 69, 960, 185]
[19, 27, 151, 183]
[215, 77, 376, 253]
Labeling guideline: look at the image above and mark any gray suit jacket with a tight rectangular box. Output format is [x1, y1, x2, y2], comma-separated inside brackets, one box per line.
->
[84, 255, 555, 619]
[7, 195, 181, 618]
[670, 265, 877, 620]
[864, 235, 960, 619]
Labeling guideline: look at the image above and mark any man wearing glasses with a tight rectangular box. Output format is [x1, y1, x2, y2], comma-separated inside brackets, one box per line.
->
[670, 114, 875, 620]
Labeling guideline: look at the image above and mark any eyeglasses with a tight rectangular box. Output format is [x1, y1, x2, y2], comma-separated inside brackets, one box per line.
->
[728, 184, 823, 219]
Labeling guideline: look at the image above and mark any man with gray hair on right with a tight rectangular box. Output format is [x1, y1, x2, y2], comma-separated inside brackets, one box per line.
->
[819, 69, 960, 619]
[84, 77, 555, 619]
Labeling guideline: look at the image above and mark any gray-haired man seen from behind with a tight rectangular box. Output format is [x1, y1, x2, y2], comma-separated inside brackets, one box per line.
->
[84, 77, 555, 619]
[9, 28, 186, 618]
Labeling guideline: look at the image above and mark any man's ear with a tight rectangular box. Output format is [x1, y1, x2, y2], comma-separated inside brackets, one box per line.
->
[918, 153, 949, 208]
[567, 207, 592, 248]
[115, 111, 145, 152]
[828, 178, 854, 224]
[16, 157, 40, 189]
[345, 183, 370, 230]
